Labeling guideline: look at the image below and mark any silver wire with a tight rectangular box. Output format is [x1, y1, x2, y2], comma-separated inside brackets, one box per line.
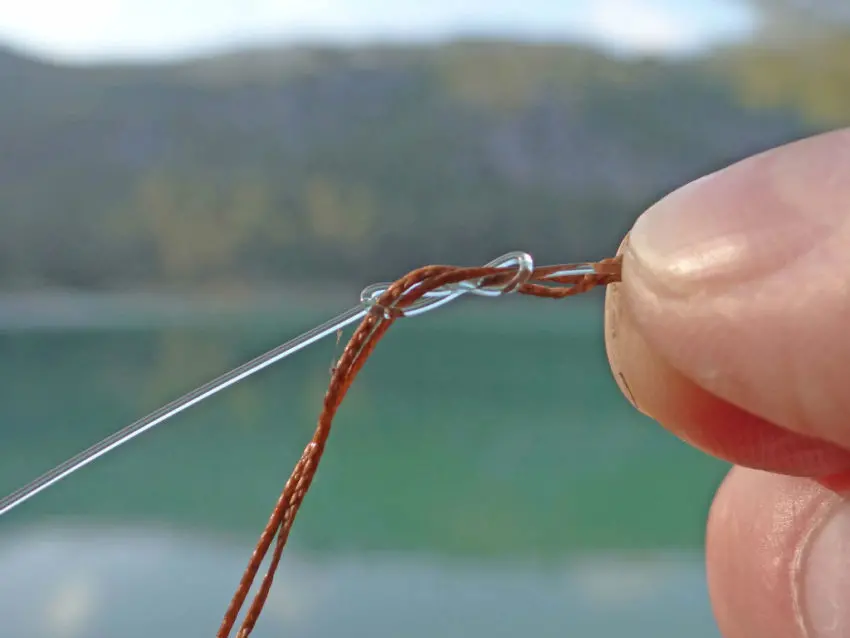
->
[0, 304, 368, 517]
[0, 251, 592, 518]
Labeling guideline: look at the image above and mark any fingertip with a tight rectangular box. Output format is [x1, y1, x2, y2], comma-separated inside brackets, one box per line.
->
[705, 468, 830, 638]
[619, 129, 850, 449]
[604, 259, 850, 476]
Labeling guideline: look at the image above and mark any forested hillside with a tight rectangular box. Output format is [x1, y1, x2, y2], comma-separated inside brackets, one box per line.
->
[1, 36, 847, 291]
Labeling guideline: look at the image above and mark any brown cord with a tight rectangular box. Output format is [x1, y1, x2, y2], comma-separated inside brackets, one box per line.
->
[217, 256, 622, 638]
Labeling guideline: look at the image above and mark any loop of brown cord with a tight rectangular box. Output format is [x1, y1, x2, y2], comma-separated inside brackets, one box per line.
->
[217, 256, 622, 638]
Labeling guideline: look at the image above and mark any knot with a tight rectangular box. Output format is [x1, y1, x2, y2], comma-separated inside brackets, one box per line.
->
[468, 250, 534, 296]
[366, 302, 405, 320]
[359, 251, 536, 319]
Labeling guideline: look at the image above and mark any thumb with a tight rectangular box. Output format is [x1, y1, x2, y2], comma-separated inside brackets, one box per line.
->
[606, 128, 850, 476]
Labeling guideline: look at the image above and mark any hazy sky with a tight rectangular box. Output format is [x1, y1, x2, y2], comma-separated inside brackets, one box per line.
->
[1, 0, 756, 63]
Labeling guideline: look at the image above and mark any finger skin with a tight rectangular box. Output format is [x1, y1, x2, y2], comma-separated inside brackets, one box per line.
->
[616, 129, 850, 451]
[605, 274, 850, 476]
[705, 467, 838, 638]
[604, 128, 850, 477]
[603, 129, 850, 638]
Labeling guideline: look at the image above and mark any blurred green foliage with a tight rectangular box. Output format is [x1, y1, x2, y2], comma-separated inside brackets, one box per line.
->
[712, 35, 850, 125]
[1, 21, 848, 291]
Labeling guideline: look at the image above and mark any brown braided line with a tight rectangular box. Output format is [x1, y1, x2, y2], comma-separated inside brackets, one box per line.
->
[217, 255, 622, 638]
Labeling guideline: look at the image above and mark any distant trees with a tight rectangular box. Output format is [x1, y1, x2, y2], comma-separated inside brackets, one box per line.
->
[0, 33, 847, 292]
[127, 170, 273, 285]
[749, 0, 850, 41]
[709, 0, 850, 125]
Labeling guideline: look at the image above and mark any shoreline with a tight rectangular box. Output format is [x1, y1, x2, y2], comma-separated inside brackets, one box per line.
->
[0, 287, 606, 331]
[0, 287, 352, 330]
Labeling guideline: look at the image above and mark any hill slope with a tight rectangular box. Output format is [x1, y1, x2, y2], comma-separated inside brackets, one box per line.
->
[0, 41, 832, 290]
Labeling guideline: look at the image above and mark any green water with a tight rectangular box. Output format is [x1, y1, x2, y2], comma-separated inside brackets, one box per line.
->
[0, 298, 728, 637]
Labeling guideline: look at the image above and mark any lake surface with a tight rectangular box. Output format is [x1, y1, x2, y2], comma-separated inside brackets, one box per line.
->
[0, 297, 728, 637]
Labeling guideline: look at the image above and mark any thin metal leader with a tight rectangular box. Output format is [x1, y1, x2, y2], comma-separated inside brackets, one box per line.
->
[0, 251, 596, 518]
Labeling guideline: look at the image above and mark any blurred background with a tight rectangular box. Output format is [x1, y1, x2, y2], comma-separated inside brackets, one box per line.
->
[1, 1, 850, 636]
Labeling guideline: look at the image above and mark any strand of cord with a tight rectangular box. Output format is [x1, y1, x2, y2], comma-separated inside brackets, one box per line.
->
[218, 256, 621, 637]
[217, 307, 393, 638]
[219, 258, 622, 637]
[369, 258, 622, 318]
[480, 258, 621, 296]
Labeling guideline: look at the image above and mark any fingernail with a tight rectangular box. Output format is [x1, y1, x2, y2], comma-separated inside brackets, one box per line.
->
[625, 134, 850, 298]
[799, 499, 850, 637]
